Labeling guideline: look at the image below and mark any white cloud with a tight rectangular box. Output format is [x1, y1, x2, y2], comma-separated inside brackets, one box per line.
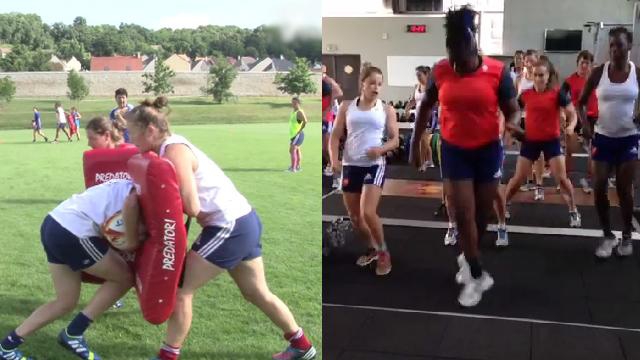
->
[157, 13, 211, 29]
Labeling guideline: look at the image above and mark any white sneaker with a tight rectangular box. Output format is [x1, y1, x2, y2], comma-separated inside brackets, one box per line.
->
[534, 187, 544, 201]
[425, 160, 435, 168]
[444, 227, 458, 246]
[579, 178, 592, 194]
[569, 211, 581, 228]
[458, 271, 494, 307]
[496, 227, 509, 247]
[595, 236, 619, 258]
[616, 237, 633, 257]
[455, 254, 470, 284]
[323, 167, 333, 177]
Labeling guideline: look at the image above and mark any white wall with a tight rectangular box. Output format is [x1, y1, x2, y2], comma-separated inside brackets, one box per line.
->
[323, 15, 447, 101]
[504, 0, 635, 80]
[323, 0, 638, 101]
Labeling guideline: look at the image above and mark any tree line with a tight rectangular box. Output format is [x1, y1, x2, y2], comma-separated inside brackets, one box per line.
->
[0, 13, 321, 71]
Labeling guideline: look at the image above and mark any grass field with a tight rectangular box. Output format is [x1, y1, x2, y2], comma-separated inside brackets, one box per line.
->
[0, 96, 319, 130]
[0, 97, 321, 359]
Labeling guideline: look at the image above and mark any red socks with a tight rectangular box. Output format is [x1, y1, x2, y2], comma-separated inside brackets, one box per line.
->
[284, 328, 311, 351]
[157, 343, 181, 360]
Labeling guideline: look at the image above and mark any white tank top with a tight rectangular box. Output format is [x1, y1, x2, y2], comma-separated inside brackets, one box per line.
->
[414, 84, 426, 118]
[49, 180, 134, 238]
[595, 61, 639, 138]
[159, 134, 252, 227]
[343, 98, 387, 167]
[518, 75, 535, 118]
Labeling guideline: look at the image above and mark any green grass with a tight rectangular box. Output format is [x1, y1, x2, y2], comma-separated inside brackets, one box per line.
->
[0, 96, 320, 130]
[0, 99, 321, 359]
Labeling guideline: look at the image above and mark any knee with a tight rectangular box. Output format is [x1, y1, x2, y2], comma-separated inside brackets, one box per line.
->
[55, 297, 78, 314]
[240, 286, 271, 305]
[362, 209, 378, 222]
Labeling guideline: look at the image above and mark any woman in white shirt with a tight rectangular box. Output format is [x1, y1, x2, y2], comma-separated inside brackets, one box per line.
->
[329, 66, 399, 276]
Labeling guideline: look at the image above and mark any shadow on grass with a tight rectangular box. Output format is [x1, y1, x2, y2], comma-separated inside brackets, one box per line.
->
[1, 199, 63, 205]
[222, 168, 285, 173]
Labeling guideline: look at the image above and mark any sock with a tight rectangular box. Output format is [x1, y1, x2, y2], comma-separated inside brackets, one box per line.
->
[66, 312, 93, 337]
[284, 328, 311, 351]
[467, 257, 482, 279]
[1, 330, 24, 351]
[157, 343, 181, 360]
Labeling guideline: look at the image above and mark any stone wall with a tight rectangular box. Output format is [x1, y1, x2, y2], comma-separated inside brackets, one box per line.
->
[0, 71, 322, 97]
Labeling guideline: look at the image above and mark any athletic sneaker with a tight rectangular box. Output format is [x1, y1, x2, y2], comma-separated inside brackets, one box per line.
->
[534, 186, 544, 201]
[579, 178, 592, 194]
[272, 345, 316, 360]
[355, 248, 378, 267]
[57, 329, 102, 360]
[376, 251, 392, 276]
[519, 182, 536, 191]
[617, 236, 633, 257]
[496, 227, 509, 247]
[444, 227, 458, 246]
[595, 235, 619, 258]
[113, 299, 124, 309]
[455, 254, 470, 284]
[569, 211, 582, 228]
[323, 167, 333, 177]
[458, 271, 494, 307]
[0, 345, 32, 360]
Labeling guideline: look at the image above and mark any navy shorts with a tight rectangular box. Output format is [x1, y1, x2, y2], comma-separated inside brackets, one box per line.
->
[192, 210, 262, 270]
[591, 133, 640, 165]
[41, 215, 110, 271]
[33, 120, 42, 130]
[322, 121, 331, 134]
[57, 123, 67, 129]
[341, 163, 386, 193]
[520, 138, 563, 161]
[291, 132, 304, 146]
[441, 139, 502, 183]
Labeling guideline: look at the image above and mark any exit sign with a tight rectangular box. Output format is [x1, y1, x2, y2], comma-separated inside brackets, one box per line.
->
[407, 24, 427, 33]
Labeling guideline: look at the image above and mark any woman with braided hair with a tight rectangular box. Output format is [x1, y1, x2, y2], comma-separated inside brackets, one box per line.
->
[410, 6, 521, 307]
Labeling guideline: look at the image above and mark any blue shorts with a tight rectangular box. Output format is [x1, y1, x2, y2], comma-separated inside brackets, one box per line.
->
[191, 210, 262, 270]
[75, 119, 80, 129]
[41, 215, 110, 271]
[57, 123, 67, 129]
[33, 120, 42, 130]
[341, 163, 386, 193]
[291, 132, 304, 146]
[441, 139, 502, 183]
[591, 133, 640, 165]
[520, 138, 563, 161]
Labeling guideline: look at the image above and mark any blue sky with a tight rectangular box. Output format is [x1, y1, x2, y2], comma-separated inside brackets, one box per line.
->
[0, 0, 321, 33]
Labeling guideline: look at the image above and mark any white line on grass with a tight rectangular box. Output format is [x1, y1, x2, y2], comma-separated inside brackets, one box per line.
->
[321, 214, 640, 240]
[323, 303, 640, 333]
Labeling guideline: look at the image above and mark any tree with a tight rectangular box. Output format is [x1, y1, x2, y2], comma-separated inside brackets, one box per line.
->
[0, 76, 16, 104]
[67, 70, 89, 104]
[202, 56, 237, 103]
[142, 61, 175, 96]
[273, 58, 317, 96]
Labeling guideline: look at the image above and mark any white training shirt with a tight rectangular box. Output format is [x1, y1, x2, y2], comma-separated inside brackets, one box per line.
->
[56, 107, 67, 124]
[414, 84, 426, 119]
[159, 134, 252, 227]
[343, 98, 387, 167]
[595, 61, 639, 138]
[49, 180, 134, 238]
